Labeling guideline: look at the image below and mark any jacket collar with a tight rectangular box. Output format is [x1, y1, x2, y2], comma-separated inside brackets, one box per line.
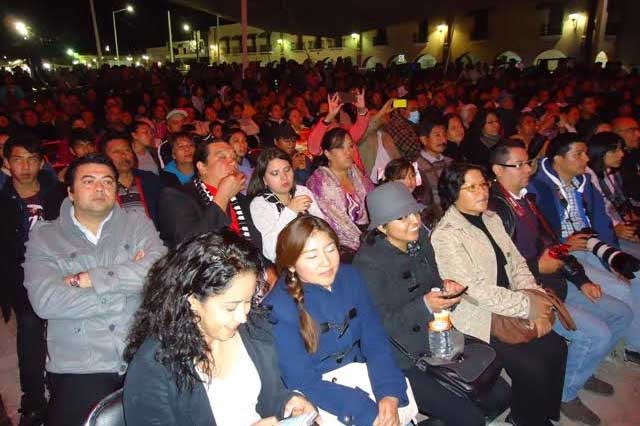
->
[439, 204, 497, 231]
[540, 157, 586, 194]
[59, 197, 121, 240]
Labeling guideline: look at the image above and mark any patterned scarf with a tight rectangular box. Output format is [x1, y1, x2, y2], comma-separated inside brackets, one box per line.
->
[261, 188, 288, 213]
[194, 178, 252, 240]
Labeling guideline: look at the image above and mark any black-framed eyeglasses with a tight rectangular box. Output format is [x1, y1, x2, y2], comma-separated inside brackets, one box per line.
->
[495, 159, 536, 169]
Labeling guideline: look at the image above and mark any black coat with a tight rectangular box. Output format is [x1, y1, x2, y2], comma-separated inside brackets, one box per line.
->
[123, 316, 297, 426]
[0, 172, 65, 319]
[157, 182, 262, 251]
[353, 229, 442, 369]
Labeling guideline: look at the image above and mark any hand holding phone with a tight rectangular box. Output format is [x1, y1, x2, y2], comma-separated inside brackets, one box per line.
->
[441, 286, 468, 299]
[393, 99, 407, 108]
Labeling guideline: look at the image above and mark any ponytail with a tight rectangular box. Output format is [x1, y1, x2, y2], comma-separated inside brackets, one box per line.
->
[285, 269, 318, 353]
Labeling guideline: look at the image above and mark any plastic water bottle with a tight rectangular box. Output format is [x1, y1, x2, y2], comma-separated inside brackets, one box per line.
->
[428, 310, 454, 360]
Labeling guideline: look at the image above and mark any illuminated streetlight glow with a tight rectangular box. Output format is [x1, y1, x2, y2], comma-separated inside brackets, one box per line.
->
[350, 33, 359, 40]
[105, 45, 110, 52]
[42, 62, 51, 70]
[142, 54, 149, 60]
[183, 23, 191, 32]
[276, 38, 284, 44]
[126, 56, 133, 61]
[14, 21, 29, 38]
[437, 24, 448, 33]
[66, 48, 75, 56]
[126, 5, 134, 13]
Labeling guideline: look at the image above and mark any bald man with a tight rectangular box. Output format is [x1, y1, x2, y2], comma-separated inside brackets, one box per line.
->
[613, 117, 640, 202]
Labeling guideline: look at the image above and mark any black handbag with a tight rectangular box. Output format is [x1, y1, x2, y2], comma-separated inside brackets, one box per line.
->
[391, 335, 503, 401]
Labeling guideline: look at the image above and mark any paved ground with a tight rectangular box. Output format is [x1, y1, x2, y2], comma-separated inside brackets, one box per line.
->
[1, 317, 639, 425]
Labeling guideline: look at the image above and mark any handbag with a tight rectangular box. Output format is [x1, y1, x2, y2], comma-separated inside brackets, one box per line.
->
[319, 362, 419, 426]
[490, 289, 577, 345]
[390, 336, 503, 401]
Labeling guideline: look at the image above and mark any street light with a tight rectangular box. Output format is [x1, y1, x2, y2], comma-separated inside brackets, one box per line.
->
[14, 21, 30, 39]
[112, 4, 135, 60]
[66, 48, 76, 56]
[183, 23, 191, 32]
[105, 45, 110, 52]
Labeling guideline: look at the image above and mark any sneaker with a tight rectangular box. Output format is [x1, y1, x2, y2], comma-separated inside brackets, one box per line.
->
[584, 376, 614, 396]
[560, 398, 601, 425]
[625, 349, 640, 365]
[505, 414, 553, 426]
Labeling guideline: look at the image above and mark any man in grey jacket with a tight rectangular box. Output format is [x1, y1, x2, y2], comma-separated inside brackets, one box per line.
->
[23, 154, 166, 426]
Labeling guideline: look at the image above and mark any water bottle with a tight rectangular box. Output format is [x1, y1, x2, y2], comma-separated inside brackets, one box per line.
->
[428, 310, 454, 360]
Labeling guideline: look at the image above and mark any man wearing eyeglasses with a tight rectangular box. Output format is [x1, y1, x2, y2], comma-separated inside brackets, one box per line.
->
[613, 117, 640, 204]
[489, 139, 631, 426]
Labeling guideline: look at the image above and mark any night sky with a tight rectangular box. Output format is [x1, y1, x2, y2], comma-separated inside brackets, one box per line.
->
[2, 0, 229, 58]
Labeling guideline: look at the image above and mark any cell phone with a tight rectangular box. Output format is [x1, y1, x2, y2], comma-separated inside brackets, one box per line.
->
[278, 411, 318, 426]
[441, 286, 469, 299]
[337, 91, 357, 104]
[393, 99, 407, 108]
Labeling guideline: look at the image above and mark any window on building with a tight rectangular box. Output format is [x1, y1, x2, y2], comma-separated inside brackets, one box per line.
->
[470, 9, 489, 40]
[373, 28, 388, 46]
[314, 36, 322, 49]
[414, 19, 429, 43]
[539, 2, 564, 36]
[333, 36, 343, 48]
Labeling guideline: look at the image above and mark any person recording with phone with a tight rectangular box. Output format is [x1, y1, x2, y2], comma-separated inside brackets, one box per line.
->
[353, 182, 511, 426]
[489, 140, 632, 425]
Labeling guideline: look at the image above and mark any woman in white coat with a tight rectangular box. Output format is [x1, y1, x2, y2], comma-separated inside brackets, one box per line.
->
[248, 148, 326, 262]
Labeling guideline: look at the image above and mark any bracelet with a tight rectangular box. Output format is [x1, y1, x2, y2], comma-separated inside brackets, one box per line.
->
[69, 273, 81, 288]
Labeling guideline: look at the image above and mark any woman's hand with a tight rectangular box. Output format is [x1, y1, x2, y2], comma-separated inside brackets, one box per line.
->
[424, 280, 464, 312]
[326, 93, 343, 122]
[288, 195, 312, 213]
[532, 316, 553, 338]
[283, 394, 321, 423]
[373, 396, 399, 426]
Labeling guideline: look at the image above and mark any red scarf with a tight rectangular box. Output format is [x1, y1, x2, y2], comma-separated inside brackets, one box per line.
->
[203, 182, 241, 235]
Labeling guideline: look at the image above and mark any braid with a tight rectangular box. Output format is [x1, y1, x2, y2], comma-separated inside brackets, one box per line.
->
[285, 270, 318, 353]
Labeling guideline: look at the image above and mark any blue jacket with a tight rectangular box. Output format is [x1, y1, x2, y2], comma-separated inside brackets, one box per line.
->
[132, 168, 163, 227]
[527, 157, 617, 247]
[264, 264, 407, 426]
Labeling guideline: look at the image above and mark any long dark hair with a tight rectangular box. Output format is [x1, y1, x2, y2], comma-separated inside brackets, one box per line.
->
[588, 131, 624, 177]
[275, 216, 340, 353]
[312, 127, 350, 169]
[124, 231, 261, 392]
[438, 162, 488, 211]
[247, 147, 295, 198]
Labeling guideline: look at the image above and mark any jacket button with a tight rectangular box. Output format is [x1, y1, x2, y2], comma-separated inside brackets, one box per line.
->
[70, 253, 76, 258]
[124, 244, 130, 250]
[109, 324, 115, 331]
[412, 325, 421, 332]
[107, 271, 114, 276]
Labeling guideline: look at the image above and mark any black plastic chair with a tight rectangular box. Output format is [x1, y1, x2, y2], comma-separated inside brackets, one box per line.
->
[83, 388, 125, 426]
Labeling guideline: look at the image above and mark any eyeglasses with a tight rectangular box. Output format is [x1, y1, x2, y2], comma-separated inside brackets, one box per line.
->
[460, 182, 490, 192]
[495, 159, 536, 169]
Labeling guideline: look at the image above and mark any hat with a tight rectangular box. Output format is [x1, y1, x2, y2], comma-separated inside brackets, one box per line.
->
[366, 182, 425, 230]
[273, 122, 298, 141]
[166, 109, 187, 121]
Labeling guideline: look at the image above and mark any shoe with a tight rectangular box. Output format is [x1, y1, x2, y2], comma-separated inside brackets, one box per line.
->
[584, 376, 614, 396]
[624, 349, 640, 365]
[17, 408, 44, 426]
[506, 413, 553, 426]
[560, 398, 601, 425]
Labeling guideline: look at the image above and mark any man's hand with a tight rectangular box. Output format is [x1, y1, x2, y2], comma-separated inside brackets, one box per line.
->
[538, 248, 564, 274]
[216, 172, 246, 200]
[615, 223, 640, 242]
[283, 394, 320, 423]
[64, 272, 92, 288]
[581, 282, 602, 302]
[533, 316, 553, 338]
[373, 396, 399, 426]
[565, 232, 591, 252]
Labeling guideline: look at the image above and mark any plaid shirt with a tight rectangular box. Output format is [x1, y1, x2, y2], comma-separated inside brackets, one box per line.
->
[384, 111, 421, 161]
[560, 177, 587, 237]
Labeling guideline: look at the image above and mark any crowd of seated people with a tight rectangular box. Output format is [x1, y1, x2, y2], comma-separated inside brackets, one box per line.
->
[1, 57, 640, 426]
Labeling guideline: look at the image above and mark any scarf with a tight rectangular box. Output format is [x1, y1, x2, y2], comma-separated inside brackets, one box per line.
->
[479, 133, 501, 149]
[261, 188, 288, 214]
[194, 178, 252, 240]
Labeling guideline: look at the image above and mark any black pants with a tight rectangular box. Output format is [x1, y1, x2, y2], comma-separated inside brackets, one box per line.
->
[12, 287, 47, 413]
[46, 372, 123, 426]
[491, 331, 568, 426]
[405, 366, 511, 426]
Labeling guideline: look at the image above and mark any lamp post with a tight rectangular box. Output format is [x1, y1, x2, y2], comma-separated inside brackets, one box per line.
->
[112, 4, 134, 61]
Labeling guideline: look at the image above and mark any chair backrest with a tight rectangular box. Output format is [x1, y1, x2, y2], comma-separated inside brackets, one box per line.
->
[84, 388, 125, 426]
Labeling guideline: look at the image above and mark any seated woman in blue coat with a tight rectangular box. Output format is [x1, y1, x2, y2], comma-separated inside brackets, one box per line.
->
[264, 215, 414, 426]
[123, 231, 317, 426]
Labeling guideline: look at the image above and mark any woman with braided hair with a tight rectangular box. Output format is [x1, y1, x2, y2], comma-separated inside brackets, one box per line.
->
[264, 215, 417, 426]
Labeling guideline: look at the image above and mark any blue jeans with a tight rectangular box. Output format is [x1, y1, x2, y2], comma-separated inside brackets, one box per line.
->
[572, 249, 640, 352]
[553, 284, 632, 401]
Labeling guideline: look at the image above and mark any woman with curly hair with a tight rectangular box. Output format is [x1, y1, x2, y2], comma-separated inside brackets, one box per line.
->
[123, 231, 317, 426]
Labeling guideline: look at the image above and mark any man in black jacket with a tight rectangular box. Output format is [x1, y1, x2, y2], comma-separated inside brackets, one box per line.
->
[0, 134, 66, 426]
[157, 140, 261, 251]
[489, 139, 632, 426]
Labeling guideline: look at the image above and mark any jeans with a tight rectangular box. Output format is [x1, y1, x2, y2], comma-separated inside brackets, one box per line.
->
[571, 250, 640, 352]
[553, 284, 632, 401]
[11, 286, 47, 413]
